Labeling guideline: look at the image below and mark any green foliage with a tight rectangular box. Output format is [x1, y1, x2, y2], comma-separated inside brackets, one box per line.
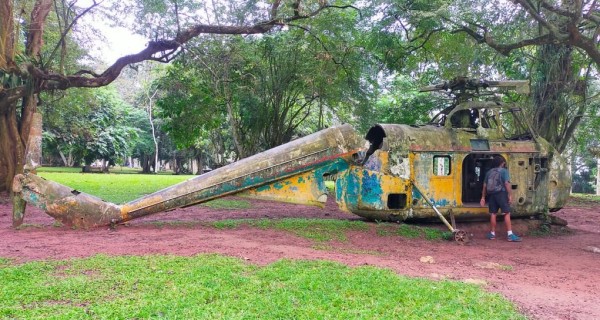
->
[126, 105, 156, 158]
[0, 254, 525, 319]
[155, 11, 377, 158]
[0, 257, 11, 267]
[42, 88, 141, 167]
[568, 82, 600, 193]
[155, 61, 222, 150]
[373, 76, 442, 125]
[324, 180, 335, 192]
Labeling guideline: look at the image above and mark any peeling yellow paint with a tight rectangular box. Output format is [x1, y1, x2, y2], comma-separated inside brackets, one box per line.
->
[241, 171, 328, 207]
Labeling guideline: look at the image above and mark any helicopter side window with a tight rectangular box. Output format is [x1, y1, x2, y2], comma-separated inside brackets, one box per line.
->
[433, 156, 451, 176]
[481, 109, 499, 129]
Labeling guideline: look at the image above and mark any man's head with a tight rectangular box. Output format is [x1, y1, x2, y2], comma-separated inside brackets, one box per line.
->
[492, 155, 506, 168]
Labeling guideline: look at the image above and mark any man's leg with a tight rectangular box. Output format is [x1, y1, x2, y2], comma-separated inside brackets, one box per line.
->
[504, 212, 512, 232]
[487, 213, 497, 239]
[504, 212, 522, 242]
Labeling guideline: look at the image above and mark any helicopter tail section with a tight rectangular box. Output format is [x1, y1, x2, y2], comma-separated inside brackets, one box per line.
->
[12, 125, 363, 228]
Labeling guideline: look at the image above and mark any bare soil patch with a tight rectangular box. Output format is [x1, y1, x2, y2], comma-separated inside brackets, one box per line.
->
[1, 195, 599, 320]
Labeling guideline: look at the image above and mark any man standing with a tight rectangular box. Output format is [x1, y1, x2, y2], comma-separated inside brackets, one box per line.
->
[480, 155, 522, 242]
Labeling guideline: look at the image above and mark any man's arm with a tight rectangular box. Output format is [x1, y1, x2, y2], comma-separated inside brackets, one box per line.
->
[505, 181, 512, 204]
[502, 168, 512, 204]
[480, 183, 487, 207]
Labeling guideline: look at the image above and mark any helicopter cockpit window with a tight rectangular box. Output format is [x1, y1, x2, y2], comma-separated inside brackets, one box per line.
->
[500, 108, 534, 140]
[433, 155, 451, 176]
[450, 109, 479, 129]
[361, 125, 386, 165]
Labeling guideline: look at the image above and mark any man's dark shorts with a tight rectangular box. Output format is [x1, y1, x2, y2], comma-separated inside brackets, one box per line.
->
[488, 192, 510, 214]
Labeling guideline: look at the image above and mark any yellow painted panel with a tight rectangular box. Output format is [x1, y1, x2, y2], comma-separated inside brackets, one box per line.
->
[241, 171, 327, 207]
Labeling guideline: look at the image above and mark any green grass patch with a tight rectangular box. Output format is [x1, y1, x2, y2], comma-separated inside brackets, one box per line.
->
[0, 254, 525, 320]
[528, 223, 573, 238]
[376, 223, 452, 241]
[0, 257, 11, 267]
[148, 221, 200, 229]
[214, 219, 453, 243]
[201, 198, 252, 210]
[500, 265, 514, 271]
[37, 168, 193, 203]
[569, 194, 600, 208]
[212, 219, 246, 229]
[36, 167, 83, 173]
[212, 218, 368, 242]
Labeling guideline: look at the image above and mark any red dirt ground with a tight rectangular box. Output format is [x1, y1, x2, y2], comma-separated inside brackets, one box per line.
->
[1, 195, 599, 320]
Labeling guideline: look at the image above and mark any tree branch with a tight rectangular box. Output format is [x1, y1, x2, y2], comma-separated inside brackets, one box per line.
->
[26, 0, 54, 57]
[512, 0, 565, 39]
[539, 0, 579, 19]
[484, 33, 555, 56]
[451, 2, 599, 65]
[452, 26, 486, 44]
[22, 1, 353, 94]
[44, 0, 102, 68]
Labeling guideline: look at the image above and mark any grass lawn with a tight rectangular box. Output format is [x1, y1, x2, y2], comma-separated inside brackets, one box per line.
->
[569, 193, 600, 208]
[37, 167, 194, 204]
[0, 254, 525, 320]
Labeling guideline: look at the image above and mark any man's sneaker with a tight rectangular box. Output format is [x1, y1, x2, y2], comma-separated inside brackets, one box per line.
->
[486, 232, 496, 240]
[507, 234, 522, 242]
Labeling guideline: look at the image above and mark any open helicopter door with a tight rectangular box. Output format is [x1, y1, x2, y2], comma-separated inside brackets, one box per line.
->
[461, 154, 501, 204]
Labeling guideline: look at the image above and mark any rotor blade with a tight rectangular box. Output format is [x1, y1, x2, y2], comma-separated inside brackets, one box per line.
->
[485, 80, 530, 94]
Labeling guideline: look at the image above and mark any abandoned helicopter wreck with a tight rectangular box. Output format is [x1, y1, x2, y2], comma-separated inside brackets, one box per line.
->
[12, 79, 570, 231]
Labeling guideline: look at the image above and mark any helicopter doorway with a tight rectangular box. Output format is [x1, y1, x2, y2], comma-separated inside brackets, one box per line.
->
[461, 154, 504, 204]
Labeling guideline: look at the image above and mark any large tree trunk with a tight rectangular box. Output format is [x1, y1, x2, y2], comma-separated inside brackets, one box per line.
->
[531, 44, 574, 151]
[140, 154, 152, 173]
[10, 92, 39, 226]
[0, 100, 25, 194]
[0, 96, 30, 226]
[0, 0, 52, 227]
[195, 154, 204, 175]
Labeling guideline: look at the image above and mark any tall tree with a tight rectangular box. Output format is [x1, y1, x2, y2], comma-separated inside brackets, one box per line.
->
[0, 0, 355, 194]
[155, 21, 373, 160]
[367, 0, 599, 154]
[447, 0, 600, 153]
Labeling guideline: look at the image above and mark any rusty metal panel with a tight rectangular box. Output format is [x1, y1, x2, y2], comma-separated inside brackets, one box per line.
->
[120, 125, 362, 221]
[241, 159, 349, 207]
[12, 174, 122, 228]
[411, 153, 457, 208]
[335, 165, 412, 220]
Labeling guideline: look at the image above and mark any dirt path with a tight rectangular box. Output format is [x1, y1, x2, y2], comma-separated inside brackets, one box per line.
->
[1, 196, 599, 320]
